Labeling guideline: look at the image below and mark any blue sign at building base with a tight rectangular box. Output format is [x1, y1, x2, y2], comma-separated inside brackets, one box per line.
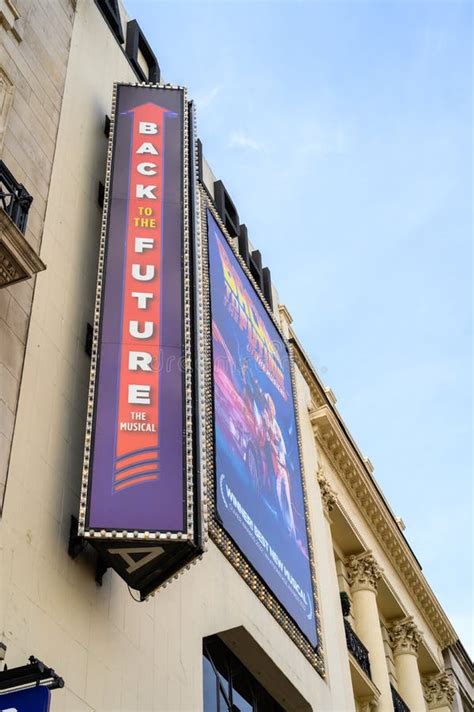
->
[0, 686, 51, 711]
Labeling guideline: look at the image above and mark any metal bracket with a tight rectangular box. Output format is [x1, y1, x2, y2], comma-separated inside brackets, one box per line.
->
[67, 516, 86, 559]
[68, 516, 109, 586]
[95, 557, 109, 587]
[0, 655, 64, 691]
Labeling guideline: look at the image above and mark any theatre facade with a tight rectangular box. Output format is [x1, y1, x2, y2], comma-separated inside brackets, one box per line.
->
[0, 1, 472, 711]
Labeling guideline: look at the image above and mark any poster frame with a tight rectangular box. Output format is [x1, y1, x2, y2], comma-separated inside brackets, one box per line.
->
[199, 187, 325, 675]
[79, 82, 198, 549]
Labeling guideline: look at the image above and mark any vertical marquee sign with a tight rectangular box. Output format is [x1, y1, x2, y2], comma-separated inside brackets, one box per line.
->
[202, 197, 324, 673]
[80, 84, 202, 598]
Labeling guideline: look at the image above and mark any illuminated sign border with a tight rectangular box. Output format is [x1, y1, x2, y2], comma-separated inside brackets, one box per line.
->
[199, 189, 325, 676]
[78, 83, 205, 596]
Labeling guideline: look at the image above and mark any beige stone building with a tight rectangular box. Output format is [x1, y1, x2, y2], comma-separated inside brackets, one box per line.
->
[0, 1, 472, 711]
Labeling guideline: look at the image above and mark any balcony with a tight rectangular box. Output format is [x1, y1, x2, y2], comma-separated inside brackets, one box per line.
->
[0, 160, 45, 287]
[339, 595, 380, 712]
[0, 160, 32, 233]
[391, 684, 410, 712]
[344, 618, 372, 679]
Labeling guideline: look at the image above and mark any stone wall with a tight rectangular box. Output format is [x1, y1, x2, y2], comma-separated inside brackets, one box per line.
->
[0, 0, 75, 505]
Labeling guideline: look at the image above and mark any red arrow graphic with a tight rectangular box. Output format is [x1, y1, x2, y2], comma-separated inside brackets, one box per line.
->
[113, 102, 176, 492]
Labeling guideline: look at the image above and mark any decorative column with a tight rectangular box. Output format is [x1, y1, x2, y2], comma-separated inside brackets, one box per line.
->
[422, 672, 456, 712]
[347, 552, 393, 712]
[389, 617, 425, 711]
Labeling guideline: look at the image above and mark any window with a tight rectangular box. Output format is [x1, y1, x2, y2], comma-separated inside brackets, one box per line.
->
[203, 636, 285, 712]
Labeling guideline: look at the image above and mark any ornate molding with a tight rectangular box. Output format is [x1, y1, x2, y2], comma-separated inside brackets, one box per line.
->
[316, 465, 337, 519]
[346, 551, 382, 593]
[308, 401, 457, 649]
[0, 67, 14, 152]
[423, 672, 456, 709]
[358, 699, 378, 712]
[278, 303, 293, 338]
[0, 210, 45, 287]
[0, 0, 21, 40]
[389, 616, 422, 656]
[324, 386, 337, 405]
[291, 338, 327, 409]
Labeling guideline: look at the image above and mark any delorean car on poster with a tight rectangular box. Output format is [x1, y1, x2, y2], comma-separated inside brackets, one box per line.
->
[208, 210, 317, 647]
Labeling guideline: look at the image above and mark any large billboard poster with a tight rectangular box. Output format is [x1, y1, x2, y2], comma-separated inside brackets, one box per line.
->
[207, 210, 318, 647]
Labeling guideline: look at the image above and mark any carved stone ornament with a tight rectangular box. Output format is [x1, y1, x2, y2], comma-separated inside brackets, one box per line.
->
[389, 616, 422, 656]
[0, 244, 24, 284]
[358, 698, 377, 712]
[346, 552, 383, 593]
[423, 672, 456, 709]
[0, 210, 45, 287]
[316, 465, 337, 518]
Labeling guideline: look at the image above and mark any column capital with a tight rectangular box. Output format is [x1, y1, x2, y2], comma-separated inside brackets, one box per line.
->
[389, 616, 423, 656]
[316, 465, 337, 520]
[346, 551, 383, 593]
[423, 672, 456, 710]
[358, 697, 378, 712]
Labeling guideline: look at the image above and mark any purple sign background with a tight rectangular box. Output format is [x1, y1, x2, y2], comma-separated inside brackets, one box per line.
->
[87, 85, 185, 531]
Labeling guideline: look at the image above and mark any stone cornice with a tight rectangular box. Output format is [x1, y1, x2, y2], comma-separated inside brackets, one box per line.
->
[389, 616, 423, 656]
[291, 336, 328, 409]
[278, 303, 293, 327]
[423, 672, 456, 709]
[307, 401, 457, 649]
[346, 551, 383, 593]
[445, 640, 474, 683]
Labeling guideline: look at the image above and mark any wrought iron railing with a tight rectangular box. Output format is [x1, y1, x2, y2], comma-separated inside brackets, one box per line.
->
[344, 618, 372, 679]
[0, 160, 32, 233]
[391, 684, 410, 712]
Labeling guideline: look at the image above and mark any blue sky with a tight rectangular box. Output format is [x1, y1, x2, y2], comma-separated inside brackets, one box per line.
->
[127, 0, 472, 654]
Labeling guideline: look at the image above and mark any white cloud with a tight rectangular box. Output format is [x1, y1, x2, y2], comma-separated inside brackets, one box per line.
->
[229, 130, 264, 152]
[195, 85, 221, 111]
